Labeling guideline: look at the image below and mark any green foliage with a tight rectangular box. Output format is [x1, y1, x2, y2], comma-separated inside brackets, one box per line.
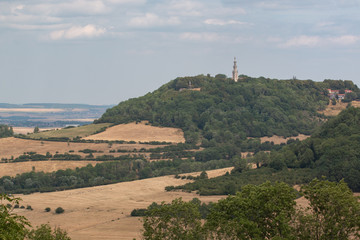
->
[294, 179, 360, 240]
[0, 194, 30, 240]
[142, 198, 205, 240]
[45, 207, 51, 212]
[0, 125, 13, 138]
[96, 76, 342, 145]
[27, 224, 71, 240]
[169, 167, 317, 196]
[142, 180, 360, 240]
[273, 107, 360, 191]
[0, 157, 234, 194]
[206, 181, 296, 240]
[55, 207, 64, 214]
[33, 127, 40, 134]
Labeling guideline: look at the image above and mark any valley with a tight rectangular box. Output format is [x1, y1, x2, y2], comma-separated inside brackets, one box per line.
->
[1, 76, 360, 239]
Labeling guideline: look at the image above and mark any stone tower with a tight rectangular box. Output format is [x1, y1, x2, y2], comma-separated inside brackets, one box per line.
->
[232, 57, 238, 82]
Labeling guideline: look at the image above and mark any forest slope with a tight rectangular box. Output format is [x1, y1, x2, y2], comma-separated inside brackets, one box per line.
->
[173, 107, 360, 194]
[96, 75, 359, 146]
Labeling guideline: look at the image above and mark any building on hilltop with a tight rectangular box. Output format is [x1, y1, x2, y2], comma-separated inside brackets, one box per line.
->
[327, 89, 352, 101]
[232, 57, 239, 82]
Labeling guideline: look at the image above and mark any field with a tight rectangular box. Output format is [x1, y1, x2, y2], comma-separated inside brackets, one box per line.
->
[28, 123, 112, 139]
[83, 122, 185, 143]
[13, 127, 56, 135]
[0, 108, 65, 113]
[0, 161, 100, 177]
[15, 168, 231, 240]
[0, 137, 164, 160]
[260, 134, 310, 144]
[317, 100, 360, 117]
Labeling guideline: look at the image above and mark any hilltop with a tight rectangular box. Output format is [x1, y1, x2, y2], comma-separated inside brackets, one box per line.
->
[96, 75, 359, 147]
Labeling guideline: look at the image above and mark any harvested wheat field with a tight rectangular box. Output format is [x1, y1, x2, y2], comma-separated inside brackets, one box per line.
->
[260, 134, 310, 144]
[0, 161, 100, 177]
[84, 122, 185, 143]
[0, 137, 164, 160]
[15, 168, 229, 240]
[12, 127, 56, 135]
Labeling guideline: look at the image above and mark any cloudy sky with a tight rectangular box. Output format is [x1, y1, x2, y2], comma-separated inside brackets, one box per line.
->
[1, 0, 360, 104]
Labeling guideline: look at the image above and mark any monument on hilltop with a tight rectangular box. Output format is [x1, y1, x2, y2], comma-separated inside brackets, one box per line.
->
[232, 57, 239, 82]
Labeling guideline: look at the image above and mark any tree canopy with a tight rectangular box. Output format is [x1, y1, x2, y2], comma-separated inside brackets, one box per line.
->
[97, 75, 357, 145]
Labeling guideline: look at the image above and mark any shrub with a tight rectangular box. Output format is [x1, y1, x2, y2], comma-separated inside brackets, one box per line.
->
[26, 205, 33, 210]
[45, 207, 51, 212]
[55, 207, 64, 214]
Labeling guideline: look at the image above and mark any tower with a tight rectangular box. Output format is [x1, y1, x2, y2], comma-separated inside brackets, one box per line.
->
[232, 57, 238, 82]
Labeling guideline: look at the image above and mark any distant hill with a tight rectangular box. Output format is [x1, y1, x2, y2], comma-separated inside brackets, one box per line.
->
[96, 75, 359, 145]
[0, 103, 113, 128]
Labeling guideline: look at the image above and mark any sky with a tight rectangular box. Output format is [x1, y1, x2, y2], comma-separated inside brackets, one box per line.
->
[1, 0, 360, 105]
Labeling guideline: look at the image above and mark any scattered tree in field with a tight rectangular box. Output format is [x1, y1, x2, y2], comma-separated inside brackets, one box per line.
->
[55, 207, 64, 214]
[33, 126, 40, 133]
[45, 207, 51, 212]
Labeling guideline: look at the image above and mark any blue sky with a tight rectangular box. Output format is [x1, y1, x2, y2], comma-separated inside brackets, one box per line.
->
[1, 0, 360, 104]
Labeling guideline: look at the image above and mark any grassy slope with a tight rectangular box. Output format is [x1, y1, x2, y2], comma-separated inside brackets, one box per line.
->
[27, 123, 111, 139]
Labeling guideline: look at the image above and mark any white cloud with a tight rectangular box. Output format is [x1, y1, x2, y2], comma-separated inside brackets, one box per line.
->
[330, 35, 360, 45]
[180, 32, 222, 42]
[128, 13, 181, 27]
[280, 35, 360, 48]
[105, 0, 146, 4]
[204, 19, 248, 26]
[7, 23, 70, 31]
[167, 0, 203, 16]
[29, 0, 109, 16]
[49, 24, 106, 40]
[282, 35, 322, 47]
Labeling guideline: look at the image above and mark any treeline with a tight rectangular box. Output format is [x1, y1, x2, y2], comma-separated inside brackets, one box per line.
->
[0, 157, 236, 194]
[0, 124, 13, 138]
[96, 75, 359, 147]
[141, 180, 360, 240]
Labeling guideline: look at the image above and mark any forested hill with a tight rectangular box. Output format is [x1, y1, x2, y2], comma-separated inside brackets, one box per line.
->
[274, 106, 360, 191]
[96, 75, 359, 144]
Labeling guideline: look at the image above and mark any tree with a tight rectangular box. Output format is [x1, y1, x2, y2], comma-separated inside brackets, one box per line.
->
[294, 178, 360, 240]
[205, 181, 296, 240]
[33, 127, 40, 134]
[27, 224, 71, 240]
[55, 207, 65, 214]
[142, 198, 205, 240]
[0, 194, 30, 240]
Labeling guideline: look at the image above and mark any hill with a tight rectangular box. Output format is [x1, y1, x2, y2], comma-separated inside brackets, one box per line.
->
[96, 75, 359, 147]
[171, 107, 360, 194]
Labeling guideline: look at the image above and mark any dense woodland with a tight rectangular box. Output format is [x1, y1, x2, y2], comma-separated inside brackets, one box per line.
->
[172, 107, 360, 194]
[97, 75, 359, 145]
[141, 180, 360, 240]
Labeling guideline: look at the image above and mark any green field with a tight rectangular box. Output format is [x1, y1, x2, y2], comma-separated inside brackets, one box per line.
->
[28, 123, 112, 139]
